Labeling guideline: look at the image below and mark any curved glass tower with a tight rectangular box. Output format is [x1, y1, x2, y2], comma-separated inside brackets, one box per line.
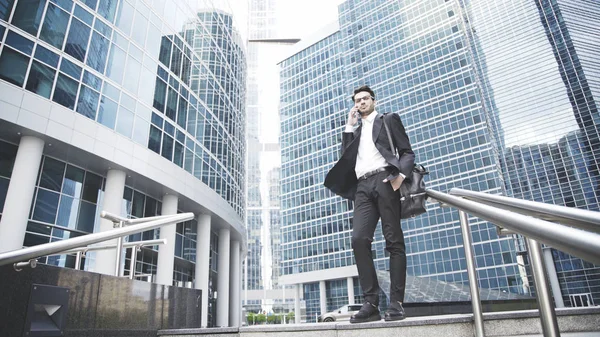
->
[0, 0, 246, 328]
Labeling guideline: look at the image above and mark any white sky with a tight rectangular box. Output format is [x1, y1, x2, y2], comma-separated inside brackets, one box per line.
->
[255, 0, 343, 290]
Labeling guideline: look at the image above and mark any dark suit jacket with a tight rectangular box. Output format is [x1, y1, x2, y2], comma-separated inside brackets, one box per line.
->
[324, 112, 415, 200]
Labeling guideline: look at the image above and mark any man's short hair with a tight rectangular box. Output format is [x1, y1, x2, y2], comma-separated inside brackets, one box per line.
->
[352, 85, 375, 102]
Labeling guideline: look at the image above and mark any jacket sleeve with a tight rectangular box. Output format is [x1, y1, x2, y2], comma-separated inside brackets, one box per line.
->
[390, 113, 415, 178]
[341, 130, 355, 155]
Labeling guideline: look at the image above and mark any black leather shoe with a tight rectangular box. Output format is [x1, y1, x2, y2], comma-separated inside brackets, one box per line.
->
[350, 302, 381, 323]
[384, 301, 406, 321]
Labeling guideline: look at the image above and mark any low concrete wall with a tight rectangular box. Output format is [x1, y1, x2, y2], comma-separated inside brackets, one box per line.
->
[0, 264, 203, 337]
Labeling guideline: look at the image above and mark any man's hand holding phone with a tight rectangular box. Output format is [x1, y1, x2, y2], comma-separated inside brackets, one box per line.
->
[347, 106, 359, 127]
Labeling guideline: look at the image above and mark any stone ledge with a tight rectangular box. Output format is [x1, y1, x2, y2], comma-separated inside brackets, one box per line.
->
[159, 327, 239, 335]
[158, 307, 600, 336]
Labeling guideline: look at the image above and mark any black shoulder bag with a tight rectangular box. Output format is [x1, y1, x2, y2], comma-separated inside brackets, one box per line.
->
[382, 116, 429, 219]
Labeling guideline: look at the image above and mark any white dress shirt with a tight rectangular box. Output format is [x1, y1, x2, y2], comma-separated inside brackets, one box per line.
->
[345, 111, 388, 179]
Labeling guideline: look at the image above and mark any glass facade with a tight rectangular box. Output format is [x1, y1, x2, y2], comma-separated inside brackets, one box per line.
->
[0, 0, 246, 328]
[279, 0, 599, 321]
[0, 0, 246, 218]
[0, 139, 201, 283]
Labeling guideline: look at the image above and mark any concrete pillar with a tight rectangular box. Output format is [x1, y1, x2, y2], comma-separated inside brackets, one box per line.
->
[0, 136, 44, 253]
[319, 280, 327, 317]
[295, 283, 302, 324]
[347, 277, 355, 304]
[216, 228, 231, 327]
[543, 248, 565, 308]
[94, 169, 126, 275]
[195, 214, 211, 327]
[156, 194, 178, 285]
[229, 240, 241, 326]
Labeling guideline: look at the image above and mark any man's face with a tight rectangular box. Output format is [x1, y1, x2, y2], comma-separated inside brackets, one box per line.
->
[354, 91, 375, 115]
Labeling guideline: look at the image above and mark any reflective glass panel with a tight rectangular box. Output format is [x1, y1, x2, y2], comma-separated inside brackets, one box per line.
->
[161, 134, 173, 160]
[81, 172, 102, 203]
[115, 0, 133, 35]
[26, 60, 56, 98]
[148, 125, 161, 153]
[0, 0, 15, 22]
[153, 78, 166, 112]
[93, 19, 111, 37]
[51, 0, 73, 12]
[64, 19, 91, 62]
[106, 44, 125, 84]
[62, 165, 84, 198]
[6, 30, 34, 54]
[11, 0, 44, 36]
[132, 116, 149, 145]
[39, 157, 65, 192]
[76, 85, 99, 119]
[166, 87, 177, 120]
[81, 0, 97, 11]
[56, 195, 78, 228]
[0, 47, 29, 86]
[131, 10, 147, 47]
[53, 73, 78, 108]
[146, 23, 161, 59]
[97, 0, 118, 23]
[76, 200, 96, 233]
[174, 141, 183, 167]
[116, 107, 133, 137]
[98, 95, 117, 129]
[59, 58, 81, 79]
[122, 56, 140, 94]
[32, 189, 60, 223]
[73, 4, 93, 25]
[34, 45, 59, 67]
[82, 70, 101, 91]
[86, 31, 109, 73]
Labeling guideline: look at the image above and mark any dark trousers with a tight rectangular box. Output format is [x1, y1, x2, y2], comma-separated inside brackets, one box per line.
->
[352, 170, 407, 305]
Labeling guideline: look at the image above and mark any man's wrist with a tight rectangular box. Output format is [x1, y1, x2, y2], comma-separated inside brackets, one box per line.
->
[345, 124, 356, 133]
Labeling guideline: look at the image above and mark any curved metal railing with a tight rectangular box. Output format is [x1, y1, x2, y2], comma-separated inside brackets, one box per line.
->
[425, 188, 600, 337]
[0, 212, 195, 272]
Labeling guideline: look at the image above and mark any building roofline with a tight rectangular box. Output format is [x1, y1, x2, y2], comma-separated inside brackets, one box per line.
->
[278, 20, 340, 64]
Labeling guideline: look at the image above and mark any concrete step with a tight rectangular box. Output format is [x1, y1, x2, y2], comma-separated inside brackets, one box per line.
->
[158, 307, 600, 337]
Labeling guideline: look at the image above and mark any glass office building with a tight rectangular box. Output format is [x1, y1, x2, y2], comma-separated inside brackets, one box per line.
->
[279, 0, 599, 321]
[0, 0, 247, 328]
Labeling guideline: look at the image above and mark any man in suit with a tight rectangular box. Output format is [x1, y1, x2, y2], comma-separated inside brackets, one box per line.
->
[324, 85, 415, 323]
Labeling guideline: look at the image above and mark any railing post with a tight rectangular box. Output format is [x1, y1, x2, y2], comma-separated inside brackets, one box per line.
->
[75, 251, 83, 270]
[458, 211, 485, 337]
[526, 238, 560, 337]
[114, 221, 124, 277]
[129, 246, 139, 280]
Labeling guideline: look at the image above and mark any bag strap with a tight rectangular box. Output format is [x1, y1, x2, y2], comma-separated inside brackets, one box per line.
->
[382, 114, 398, 158]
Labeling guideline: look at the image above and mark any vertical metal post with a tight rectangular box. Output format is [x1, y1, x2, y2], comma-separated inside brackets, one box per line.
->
[114, 221, 124, 277]
[526, 238, 560, 337]
[543, 247, 565, 308]
[129, 246, 138, 280]
[458, 211, 485, 337]
[75, 251, 83, 270]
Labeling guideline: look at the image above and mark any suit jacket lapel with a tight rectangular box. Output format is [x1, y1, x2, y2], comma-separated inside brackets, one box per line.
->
[372, 113, 383, 144]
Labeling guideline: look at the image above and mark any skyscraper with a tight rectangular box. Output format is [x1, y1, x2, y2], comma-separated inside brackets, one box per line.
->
[0, 0, 247, 328]
[279, 0, 599, 322]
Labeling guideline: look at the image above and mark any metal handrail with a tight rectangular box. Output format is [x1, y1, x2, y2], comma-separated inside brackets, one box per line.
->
[426, 188, 600, 337]
[426, 189, 600, 265]
[52, 238, 166, 255]
[0, 212, 194, 267]
[449, 188, 600, 233]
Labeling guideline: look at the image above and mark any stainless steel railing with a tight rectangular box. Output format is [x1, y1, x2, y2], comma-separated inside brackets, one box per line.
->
[0, 212, 195, 275]
[426, 189, 600, 337]
[449, 188, 600, 233]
